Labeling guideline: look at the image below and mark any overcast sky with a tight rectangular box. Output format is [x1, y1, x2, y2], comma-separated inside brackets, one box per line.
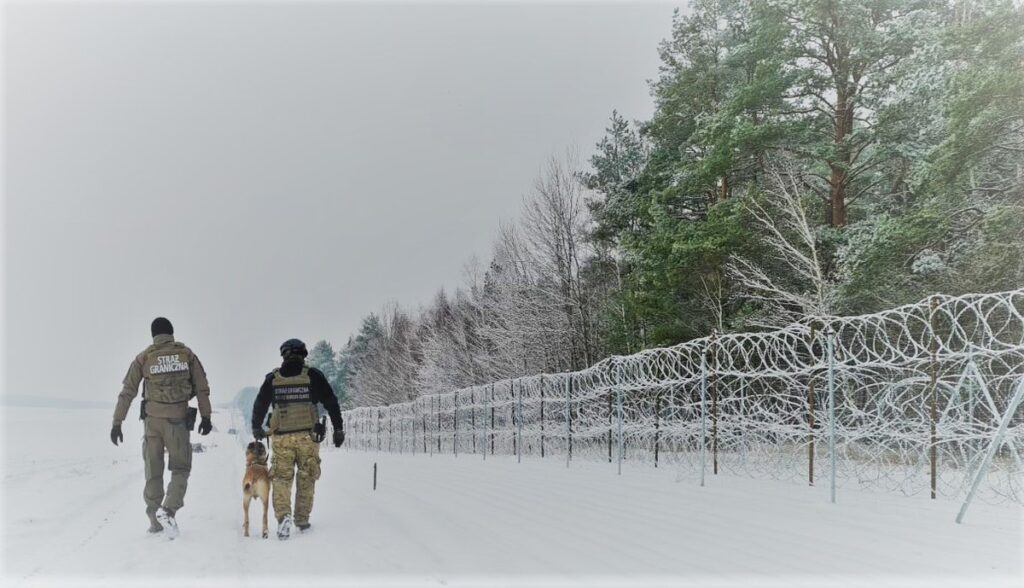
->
[3, 1, 676, 403]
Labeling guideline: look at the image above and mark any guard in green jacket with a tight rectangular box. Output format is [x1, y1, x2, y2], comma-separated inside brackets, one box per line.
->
[251, 338, 344, 540]
[110, 317, 212, 537]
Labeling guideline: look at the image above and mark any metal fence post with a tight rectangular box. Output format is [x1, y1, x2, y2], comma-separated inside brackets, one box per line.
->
[700, 346, 708, 487]
[711, 330, 719, 476]
[490, 383, 495, 455]
[602, 389, 610, 467]
[517, 381, 524, 463]
[808, 323, 817, 486]
[654, 388, 662, 468]
[608, 364, 614, 463]
[511, 381, 517, 458]
[827, 326, 837, 504]
[540, 375, 546, 458]
[483, 387, 488, 461]
[929, 296, 940, 499]
[566, 375, 572, 468]
[617, 362, 624, 476]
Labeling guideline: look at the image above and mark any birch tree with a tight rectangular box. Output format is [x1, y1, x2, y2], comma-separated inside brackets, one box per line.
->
[727, 160, 837, 327]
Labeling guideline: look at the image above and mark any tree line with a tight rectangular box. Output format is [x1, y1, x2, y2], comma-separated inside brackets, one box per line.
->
[313, 0, 1023, 408]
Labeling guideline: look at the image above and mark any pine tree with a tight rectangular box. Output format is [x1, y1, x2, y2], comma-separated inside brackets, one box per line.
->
[307, 340, 348, 406]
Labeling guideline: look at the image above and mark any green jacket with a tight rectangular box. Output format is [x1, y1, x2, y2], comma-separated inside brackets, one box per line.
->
[112, 334, 211, 425]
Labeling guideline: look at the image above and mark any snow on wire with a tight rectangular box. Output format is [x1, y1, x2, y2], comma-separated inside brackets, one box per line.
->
[341, 289, 1024, 505]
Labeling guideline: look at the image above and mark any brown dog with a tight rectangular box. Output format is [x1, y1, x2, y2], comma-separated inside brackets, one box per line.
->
[243, 440, 271, 538]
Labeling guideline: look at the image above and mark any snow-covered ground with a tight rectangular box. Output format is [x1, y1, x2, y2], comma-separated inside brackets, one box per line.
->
[1, 406, 1020, 588]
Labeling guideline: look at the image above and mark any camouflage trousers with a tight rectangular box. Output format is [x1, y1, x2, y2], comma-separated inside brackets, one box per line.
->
[143, 416, 192, 518]
[270, 431, 321, 525]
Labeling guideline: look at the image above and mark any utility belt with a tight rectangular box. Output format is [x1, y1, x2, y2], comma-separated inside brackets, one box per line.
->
[270, 426, 313, 435]
[264, 414, 327, 444]
[266, 426, 326, 445]
[271, 429, 314, 438]
[140, 399, 198, 431]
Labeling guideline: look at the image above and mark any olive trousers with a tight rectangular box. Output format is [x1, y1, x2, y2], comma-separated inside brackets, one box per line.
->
[143, 416, 192, 518]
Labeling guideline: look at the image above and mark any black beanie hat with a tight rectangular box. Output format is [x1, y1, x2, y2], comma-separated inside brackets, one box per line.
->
[151, 317, 174, 337]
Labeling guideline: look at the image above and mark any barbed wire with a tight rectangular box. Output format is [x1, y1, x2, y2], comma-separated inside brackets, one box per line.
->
[342, 289, 1024, 504]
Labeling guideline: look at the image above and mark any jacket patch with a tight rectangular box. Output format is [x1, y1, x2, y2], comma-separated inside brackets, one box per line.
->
[275, 386, 311, 403]
[149, 354, 190, 375]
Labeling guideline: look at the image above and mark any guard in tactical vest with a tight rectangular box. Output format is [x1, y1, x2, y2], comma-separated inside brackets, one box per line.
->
[110, 317, 213, 538]
[251, 338, 344, 540]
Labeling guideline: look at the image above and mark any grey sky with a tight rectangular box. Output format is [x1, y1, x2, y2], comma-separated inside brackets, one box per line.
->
[3, 1, 675, 402]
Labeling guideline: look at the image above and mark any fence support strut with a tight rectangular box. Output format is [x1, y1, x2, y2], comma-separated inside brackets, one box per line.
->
[957, 377, 1024, 523]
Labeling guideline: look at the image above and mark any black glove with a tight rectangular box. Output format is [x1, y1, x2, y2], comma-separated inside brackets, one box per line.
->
[253, 426, 267, 441]
[332, 429, 345, 448]
[110, 424, 123, 446]
[198, 417, 212, 436]
[313, 421, 326, 443]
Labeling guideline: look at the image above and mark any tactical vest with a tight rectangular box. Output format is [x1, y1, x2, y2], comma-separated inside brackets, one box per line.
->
[268, 366, 318, 434]
[141, 342, 194, 404]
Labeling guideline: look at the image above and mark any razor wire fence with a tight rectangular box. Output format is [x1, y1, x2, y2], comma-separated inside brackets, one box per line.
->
[340, 289, 1024, 506]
